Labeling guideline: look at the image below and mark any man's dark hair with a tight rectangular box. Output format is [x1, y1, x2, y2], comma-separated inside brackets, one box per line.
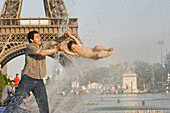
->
[11, 80, 15, 83]
[27, 30, 39, 43]
[16, 73, 19, 76]
[67, 41, 76, 51]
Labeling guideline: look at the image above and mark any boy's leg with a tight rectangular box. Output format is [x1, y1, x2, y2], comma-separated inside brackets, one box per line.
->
[4, 75, 35, 113]
[97, 51, 112, 59]
[94, 45, 113, 51]
[32, 79, 49, 113]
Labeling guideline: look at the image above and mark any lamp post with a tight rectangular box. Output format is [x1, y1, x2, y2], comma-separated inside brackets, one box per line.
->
[159, 40, 164, 88]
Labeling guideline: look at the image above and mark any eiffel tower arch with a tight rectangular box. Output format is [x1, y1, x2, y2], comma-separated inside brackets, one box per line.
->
[0, 0, 79, 75]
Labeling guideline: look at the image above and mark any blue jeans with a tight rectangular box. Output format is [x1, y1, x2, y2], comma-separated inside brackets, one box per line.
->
[4, 74, 49, 113]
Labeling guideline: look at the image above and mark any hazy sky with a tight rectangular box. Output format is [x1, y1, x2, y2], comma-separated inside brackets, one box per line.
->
[0, 0, 170, 79]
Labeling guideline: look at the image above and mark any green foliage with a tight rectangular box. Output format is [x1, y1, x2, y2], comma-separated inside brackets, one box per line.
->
[134, 60, 166, 90]
[0, 70, 8, 96]
[79, 64, 124, 87]
[164, 52, 170, 74]
[152, 63, 165, 89]
[134, 60, 152, 90]
[109, 64, 124, 85]
[77, 58, 167, 91]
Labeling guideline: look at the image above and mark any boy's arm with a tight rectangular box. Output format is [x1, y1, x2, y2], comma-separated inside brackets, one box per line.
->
[36, 44, 64, 56]
[65, 31, 81, 45]
[64, 49, 79, 57]
[70, 35, 81, 45]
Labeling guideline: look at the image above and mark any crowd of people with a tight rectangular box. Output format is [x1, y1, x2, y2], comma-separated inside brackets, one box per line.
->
[0, 80, 15, 107]
[0, 74, 20, 106]
[0, 74, 31, 112]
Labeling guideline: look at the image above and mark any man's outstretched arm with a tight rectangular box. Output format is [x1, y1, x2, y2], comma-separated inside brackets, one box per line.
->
[51, 32, 69, 46]
[36, 44, 64, 56]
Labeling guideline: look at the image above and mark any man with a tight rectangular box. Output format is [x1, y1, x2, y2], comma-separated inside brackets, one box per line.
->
[14, 73, 20, 87]
[0, 80, 15, 106]
[4, 30, 68, 113]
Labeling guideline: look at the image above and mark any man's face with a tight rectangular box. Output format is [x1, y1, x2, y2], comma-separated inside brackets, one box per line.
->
[10, 82, 15, 88]
[16, 75, 19, 78]
[30, 33, 41, 46]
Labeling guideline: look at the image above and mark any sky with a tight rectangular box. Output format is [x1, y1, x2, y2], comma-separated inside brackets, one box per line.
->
[0, 0, 170, 79]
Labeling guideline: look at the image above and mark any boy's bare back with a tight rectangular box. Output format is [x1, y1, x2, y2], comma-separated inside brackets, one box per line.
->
[77, 45, 96, 58]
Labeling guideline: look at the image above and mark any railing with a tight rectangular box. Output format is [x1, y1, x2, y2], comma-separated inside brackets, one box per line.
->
[0, 17, 78, 26]
[124, 110, 163, 113]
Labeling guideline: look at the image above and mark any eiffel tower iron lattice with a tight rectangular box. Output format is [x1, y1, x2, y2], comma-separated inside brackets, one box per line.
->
[0, 0, 79, 74]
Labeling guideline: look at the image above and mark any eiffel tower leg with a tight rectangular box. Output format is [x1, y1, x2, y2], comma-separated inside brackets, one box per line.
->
[0, 0, 23, 18]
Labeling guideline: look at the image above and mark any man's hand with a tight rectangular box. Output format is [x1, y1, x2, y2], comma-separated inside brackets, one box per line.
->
[59, 44, 65, 51]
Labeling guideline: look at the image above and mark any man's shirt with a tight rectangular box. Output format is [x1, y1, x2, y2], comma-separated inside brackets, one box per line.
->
[22, 42, 52, 79]
[0, 85, 12, 103]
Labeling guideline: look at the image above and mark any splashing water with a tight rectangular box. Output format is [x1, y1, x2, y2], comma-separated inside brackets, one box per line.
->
[25, 2, 89, 110]
[59, 17, 69, 36]
[59, 12, 69, 36]
[25, 58, 97, 113]
[24, 51, 116, 113]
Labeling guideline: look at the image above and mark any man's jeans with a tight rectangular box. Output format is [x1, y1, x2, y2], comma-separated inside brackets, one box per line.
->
[4, 74, 49, 113]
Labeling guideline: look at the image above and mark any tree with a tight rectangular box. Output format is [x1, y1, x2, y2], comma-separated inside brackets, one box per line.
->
[151, 63, 165, 89]
[134, 60, 152, 90]
[109, 63, 125, 86]
[79, 64, 124, 87]
[164, 52, 170, 74]
[0, 71, 8, 96]
[80, 67, 110, 85]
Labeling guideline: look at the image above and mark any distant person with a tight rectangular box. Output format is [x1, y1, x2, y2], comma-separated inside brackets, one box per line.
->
[14, 73, 20, 87]
[4, 30, 68, 113]
[63, 31, 114, 60]
[7, 75, 12, 84]
[0, 80, 15, 106]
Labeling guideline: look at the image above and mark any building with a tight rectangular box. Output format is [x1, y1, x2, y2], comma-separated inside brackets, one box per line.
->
[71, 80, 79, 88]
[123, 72, 138, 93]
[87, 82, 102, 90]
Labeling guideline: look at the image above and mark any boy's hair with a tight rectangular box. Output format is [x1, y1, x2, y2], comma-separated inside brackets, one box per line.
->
[27, 30, 39, 43]
[67, 41, 76, 51]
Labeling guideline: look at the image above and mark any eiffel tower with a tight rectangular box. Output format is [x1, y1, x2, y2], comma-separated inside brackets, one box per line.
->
[0, 0, 79, 74]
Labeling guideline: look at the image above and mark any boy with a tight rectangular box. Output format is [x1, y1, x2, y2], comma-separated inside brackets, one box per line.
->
[64, 31, 114, 60]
